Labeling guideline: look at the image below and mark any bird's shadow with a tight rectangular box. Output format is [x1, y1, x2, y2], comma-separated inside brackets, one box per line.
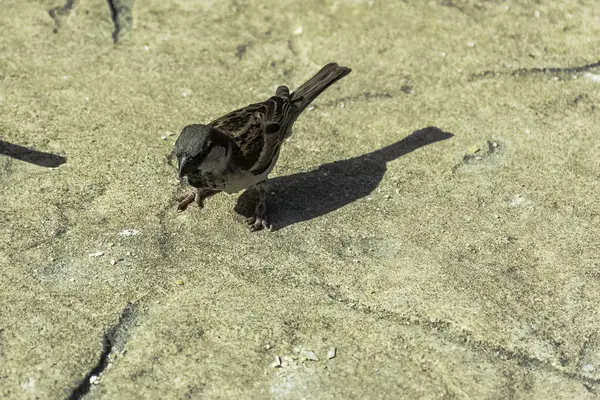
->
[0, 140, 67, 168]
[235, 126, 454, 231]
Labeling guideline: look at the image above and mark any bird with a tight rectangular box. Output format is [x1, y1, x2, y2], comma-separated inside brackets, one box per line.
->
[174, 62, 352, 231]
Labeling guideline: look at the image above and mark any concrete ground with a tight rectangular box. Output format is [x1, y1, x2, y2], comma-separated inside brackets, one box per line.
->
[1, 0, 599, 398]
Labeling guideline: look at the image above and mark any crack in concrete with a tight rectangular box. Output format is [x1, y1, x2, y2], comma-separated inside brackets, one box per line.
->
[48, 0, 134, 42]
[319, 90, 395, 108]
[471, 59, 600, 81]
[106, 0, 134, 44]
[68, 302, 139, 399]
[326, 289, 600, 387]
[48, 0, 77, 33]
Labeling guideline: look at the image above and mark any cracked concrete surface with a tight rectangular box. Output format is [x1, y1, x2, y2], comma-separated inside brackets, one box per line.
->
[1, 0, 600, 398]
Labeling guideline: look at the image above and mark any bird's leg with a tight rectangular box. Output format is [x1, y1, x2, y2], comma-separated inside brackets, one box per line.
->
[177, 188, 218, 212]
[247, 181, 271, 231]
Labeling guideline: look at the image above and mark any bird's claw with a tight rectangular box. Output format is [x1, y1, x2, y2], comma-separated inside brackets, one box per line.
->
[176, 190, 204, 212]
[247, 214, 271, 232]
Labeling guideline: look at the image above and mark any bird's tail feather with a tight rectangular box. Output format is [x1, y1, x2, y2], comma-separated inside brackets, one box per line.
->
[291, 63, 351, 114]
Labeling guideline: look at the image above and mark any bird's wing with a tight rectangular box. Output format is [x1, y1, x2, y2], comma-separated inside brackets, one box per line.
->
[209, 87, 292, 175]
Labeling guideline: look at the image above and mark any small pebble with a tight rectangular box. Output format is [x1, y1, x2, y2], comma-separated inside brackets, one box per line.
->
[272, 356, 282, 368]
[177, 280, 184, 285]
[89, 251, 104, 257]
[302, 351, 319, 361]
[582, 364, 595, 374]
[110, 259, 117, 266]
[161, 135, 167, 140]
[327, 348, 336, 359]
[294, 26, 303, 35]
[265, 344, 272, 350]
[89, 375, 99, 385]
[466, 41, 476, 48]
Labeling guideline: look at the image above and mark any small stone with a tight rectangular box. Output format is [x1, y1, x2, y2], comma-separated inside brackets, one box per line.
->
[177, 280, 184, 285]
[582, 364, 596, 374]
[466, 41, 476, 48]
[89, 251, 104, 257]
[307, 105, 315, 111]
[327, 348, 336, 359]
[467, 145, 480, 154]
[143, 45, 150, 51]
[166, 131, 175, 136]
[534, 10, 541, 17]
[265, 344, 272, 350]
[440, 51, 446, 57]
[70, 278, 75, 282]
[110, 259, 117, 265]
[302, 350, 319, 361]
[272, 356, 282, 368]
[89, 375, 100, 385]
[293, 26, 303, 35]
[161, 135, 167, 140]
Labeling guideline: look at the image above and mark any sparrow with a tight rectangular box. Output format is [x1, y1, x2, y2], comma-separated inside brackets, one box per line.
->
[174, 62, 352, 231]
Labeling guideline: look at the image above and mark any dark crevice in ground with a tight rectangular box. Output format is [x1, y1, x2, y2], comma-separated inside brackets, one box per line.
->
[106, 0, 134, 44]
[325, 287, 600, 387]
[471, 59, 600, 80]
[48, 0, 77, 33]
[68, 303, 139, 399]
[511, 59, 600, 77]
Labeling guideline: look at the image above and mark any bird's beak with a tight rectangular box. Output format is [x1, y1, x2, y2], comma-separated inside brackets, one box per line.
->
[178, 156, 189, 178]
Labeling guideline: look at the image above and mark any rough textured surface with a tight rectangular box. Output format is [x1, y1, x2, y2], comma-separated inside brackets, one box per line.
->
[1, 0, 600, 398]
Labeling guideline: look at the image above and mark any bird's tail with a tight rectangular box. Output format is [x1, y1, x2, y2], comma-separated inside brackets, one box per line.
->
[291, 62, 352, 114]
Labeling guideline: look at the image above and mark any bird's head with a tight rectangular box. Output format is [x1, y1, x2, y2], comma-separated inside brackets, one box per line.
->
[174, 124, 230, 179]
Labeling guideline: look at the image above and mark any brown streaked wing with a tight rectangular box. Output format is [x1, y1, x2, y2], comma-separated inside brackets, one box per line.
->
[208, 103, 268, 169]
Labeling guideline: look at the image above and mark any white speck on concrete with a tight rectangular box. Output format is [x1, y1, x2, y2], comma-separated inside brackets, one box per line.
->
[119, 229, 140, 237]
[20, 377, 35, 392]
[582, 364, 595, 374]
